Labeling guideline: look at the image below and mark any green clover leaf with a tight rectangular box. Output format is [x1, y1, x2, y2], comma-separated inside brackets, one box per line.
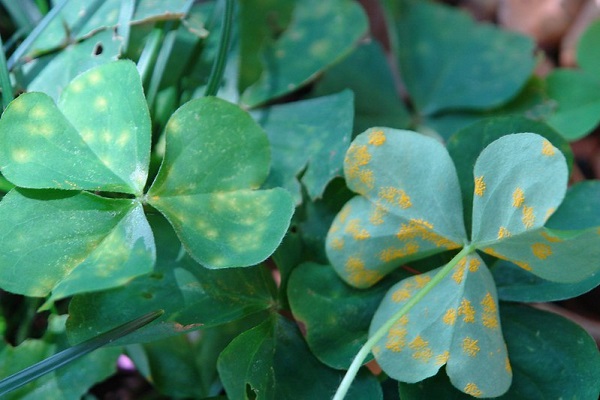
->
[0, 60, 294, 302]
[326, 128, 600, 397]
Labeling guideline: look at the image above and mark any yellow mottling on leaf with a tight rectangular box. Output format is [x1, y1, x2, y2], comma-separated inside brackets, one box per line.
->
[542, 139, 555, 156]
[368, 130, 386, 146]
[458, 298, 475, 323]
[464, 383, 483, 397]
[497, 226, 511, 239]
[30, 105, 47, 118]
[512, 187, 525, 207]
[330, 237, 344, 250]
[522, 205, 535, 228]
[38, 125, 53, 137]
[435, 351, 450, 365]
[409, 335, 433, 363]
[70, 80, 84, 92]
[345, 144, 371, 180]
[532, 242, 552, 259]
[379, 187, 412, 209]
[88, 71, 102, 85]
[102, 130, 113, 143]
[345, 256, 382, 287]
[443, 308, 456, 325]
[99, 156, 113, 168]
[345, 219, 370, 240]
[541, 231, 562, 242]
[81, 129, 94, 142]
[474, 176, 486, 197]
[12, 149, 30, 163]
[462, 337, 480, 357]
[95, 96, 108, 111]
[117, 131, 131, 147]
[468, 258, 480, 272]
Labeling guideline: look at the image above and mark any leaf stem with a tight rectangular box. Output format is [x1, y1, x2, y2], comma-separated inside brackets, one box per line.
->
[0, 309, 163, 396]
[204, 0, 234, 97]
[332, 244, 476, 400]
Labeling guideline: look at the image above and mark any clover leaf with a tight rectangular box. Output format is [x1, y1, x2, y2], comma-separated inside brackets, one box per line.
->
[326, 128, 600, 397]
[0, 60, 294, 302]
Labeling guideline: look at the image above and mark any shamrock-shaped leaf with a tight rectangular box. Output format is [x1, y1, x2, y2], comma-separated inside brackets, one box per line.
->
[326, 128, 600, 396]
[147, 97, 294, 269]
[371, 253, 510, 397]
[0, 60, 293, 303]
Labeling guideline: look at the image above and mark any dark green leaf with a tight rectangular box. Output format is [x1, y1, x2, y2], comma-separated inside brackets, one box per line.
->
[446, 116, 573, 238]
[241, 0, 368, 107]
[256, 90, 354, 203]
[326, 128, 466, 288]
[312, 41, 411, 133]
[0, 60, 150, 195]
[287, 262, 409, 369]
[394, 0, 534, 115]
[217, 315, 382, 400]
[498, 303, 600, 400]
[66, 214, 275, 345]
[148, 96, 294, 268]
[0, 189, 154, 301]
[371, 254, 511, 397]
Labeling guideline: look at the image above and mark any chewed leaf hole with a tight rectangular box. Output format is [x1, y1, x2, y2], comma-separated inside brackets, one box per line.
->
[93, 43, 104, 56]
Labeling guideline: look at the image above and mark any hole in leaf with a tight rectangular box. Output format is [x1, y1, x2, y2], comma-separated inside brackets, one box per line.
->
[92, 43, 104, 56]
[245, 383, 258, 400]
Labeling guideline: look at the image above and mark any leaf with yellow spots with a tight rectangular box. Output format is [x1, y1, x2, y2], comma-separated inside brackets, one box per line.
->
[0, 189, 155, 302]
[326, 129, 465, 287]
[0, 61, 151, 195]
[370, 253, 511, 397]
[148, 97, 294, 269]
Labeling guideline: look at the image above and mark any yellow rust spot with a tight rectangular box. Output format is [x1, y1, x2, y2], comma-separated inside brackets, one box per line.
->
[345, 219, 370, 241]
[452, 258, 466, 284]
[379, 187, 412, 209]
[345, 144, 371, 180]
[415, 275, 431, 288]
[338, 205, 351, 223]
[464, 383, 483, 397]
[357, 169, 374, 189]
[369, 204, 387, 225]
[522, 205, 535, 228]
[474, 176, 486, 197]
[544, 207, 556, 221]
[481, 292, 499, 329]
[368, 130, 386, 146]
[443, 308, 457, 325]
[345, 256, 382, 287]
[497, 226, 511, 239]
[396, 219, 459, 250]
[515, 260, 532, 271]
[468, 258, 480, 272]
[462, 337, 480, 357]
[379, 241, 420, 262]
[541, 139, 555, 156]
[531, 242, 552, 259]
[435, 351, 450, 365]
[505, 357, 512, 374]
[329, 237, 344, 250]
[385, 322, 407, 352]
[541, 231, 562, 243]
[12, 149, 30, 163]
[512, 187, 525, 207]
[392, 288, 411, 302]
[458, 298, 475, 323]
[409, 336, 433, 363]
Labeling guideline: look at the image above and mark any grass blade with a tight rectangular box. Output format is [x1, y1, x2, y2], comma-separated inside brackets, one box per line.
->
[0, 309, 164, 396]
[204, 0, 234, 97]
[0, 35, 13, 109]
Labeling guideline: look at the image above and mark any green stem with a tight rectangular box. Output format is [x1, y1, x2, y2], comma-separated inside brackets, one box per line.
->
[204, 0, 234, 97]
[332, 244, 476, 400]
[0, 309, 163, 396]
[0, 36, 13, 109]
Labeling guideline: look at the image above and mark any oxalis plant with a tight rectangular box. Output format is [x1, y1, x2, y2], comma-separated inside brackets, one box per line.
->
[0, 0, 599, 398]
[326, 128, 600, 398]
